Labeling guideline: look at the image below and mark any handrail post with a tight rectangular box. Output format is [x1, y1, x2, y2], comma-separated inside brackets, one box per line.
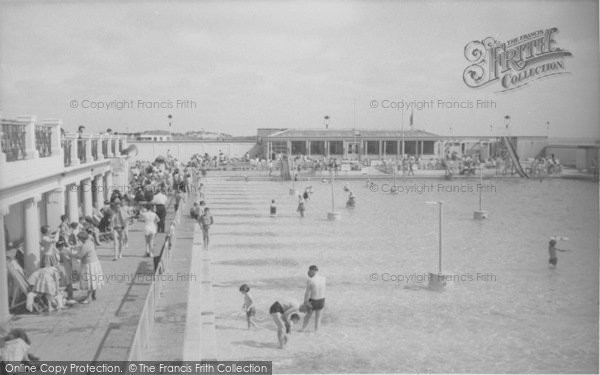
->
[69, 136, 80, 166]
[97, 135, 104, 161]
[18, 115, 38, 160]
[43, 118, 63, 158]
[84, 134, 93, 163]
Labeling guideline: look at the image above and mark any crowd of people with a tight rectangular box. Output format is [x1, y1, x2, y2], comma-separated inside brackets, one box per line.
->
[5, 153, 204, 318]
[527, 154, 563, 176]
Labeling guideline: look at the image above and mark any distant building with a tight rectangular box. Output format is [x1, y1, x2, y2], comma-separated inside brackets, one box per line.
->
[260, 128, 563, 163]
[263, 128, 441, 160]
[138, 133, 172, 142]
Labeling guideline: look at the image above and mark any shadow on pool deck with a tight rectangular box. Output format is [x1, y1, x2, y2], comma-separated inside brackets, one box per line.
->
[213, 258, 300, 267]
[231, 340, 280, 350]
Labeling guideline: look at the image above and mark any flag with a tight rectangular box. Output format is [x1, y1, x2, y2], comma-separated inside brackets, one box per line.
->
[409, 109, 414, 127]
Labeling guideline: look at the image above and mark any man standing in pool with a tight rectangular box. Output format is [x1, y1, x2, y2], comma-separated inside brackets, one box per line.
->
[300, 265, 326, 332]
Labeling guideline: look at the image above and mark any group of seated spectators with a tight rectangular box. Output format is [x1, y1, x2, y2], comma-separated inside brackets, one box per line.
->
[528, 154, 562, 176]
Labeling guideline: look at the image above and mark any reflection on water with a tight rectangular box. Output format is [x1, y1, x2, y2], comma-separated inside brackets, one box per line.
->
[210, 178, 598, 373]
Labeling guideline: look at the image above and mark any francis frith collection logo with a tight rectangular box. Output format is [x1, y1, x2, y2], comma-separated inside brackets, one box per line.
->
[463, 27, 572, 92]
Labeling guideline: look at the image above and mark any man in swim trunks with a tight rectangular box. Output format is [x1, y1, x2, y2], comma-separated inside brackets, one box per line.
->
[269, 298, 307, 348]
[300, 265, 326, 332]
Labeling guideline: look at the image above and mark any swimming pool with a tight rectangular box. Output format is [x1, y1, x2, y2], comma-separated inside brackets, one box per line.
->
[207, 177, 598, 373]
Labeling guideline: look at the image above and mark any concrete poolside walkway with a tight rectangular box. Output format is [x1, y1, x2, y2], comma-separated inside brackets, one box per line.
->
[144, 199, 196, 360]
[7, 204, 175, 361]
[202, 166, 596, 181]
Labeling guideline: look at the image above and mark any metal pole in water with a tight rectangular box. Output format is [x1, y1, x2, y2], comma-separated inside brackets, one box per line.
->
[439, 201, 443, 274]
[401, 110, 405, 175]
[331, 169, 335, 212]
[479, 166, 483, 211]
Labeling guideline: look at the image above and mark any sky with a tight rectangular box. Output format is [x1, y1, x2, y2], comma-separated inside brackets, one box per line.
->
[1, 0, 599, 138]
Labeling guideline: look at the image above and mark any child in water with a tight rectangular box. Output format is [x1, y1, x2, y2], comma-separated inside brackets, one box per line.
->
[270, 199, 277, 217]
[297, 195, 306, 217]
[303, 188, 310, 201]
[239, 284, 258, 329]
[548, 238, 570, 267]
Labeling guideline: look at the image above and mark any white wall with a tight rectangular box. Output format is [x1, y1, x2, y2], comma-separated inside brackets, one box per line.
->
[130, 141, 257, 162]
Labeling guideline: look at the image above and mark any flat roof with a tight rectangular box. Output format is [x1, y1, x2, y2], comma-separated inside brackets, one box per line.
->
[266, 128, 440, 139]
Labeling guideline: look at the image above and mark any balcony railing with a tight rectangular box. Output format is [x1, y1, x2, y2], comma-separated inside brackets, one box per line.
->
[91, 139, 99, 161]
[102, 139, 108, 158]
[77, 138, 87, 164]
[1, 115, 127, 167]
[1, 120, 27, 161]
[35, 124, 53, 158]
[62, 138, 72, 167]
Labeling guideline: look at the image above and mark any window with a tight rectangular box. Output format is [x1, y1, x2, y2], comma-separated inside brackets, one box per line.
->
[291, 141, 307, 155]
[329, 141, 343, 155]
[385, 141, 397, 155]
[270, 141, 288, 155]
[310, 141, 325, 155]
[404, 141, 416, 155]
[423, 141, 434, 154]
[366, 141, 379, 155]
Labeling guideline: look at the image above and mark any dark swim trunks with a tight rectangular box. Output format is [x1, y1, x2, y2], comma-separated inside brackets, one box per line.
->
[309, 298, 325, 311]
[246, 306, 256, 317]
[269, 301, 284, 314]
[549, 257, 558, 266]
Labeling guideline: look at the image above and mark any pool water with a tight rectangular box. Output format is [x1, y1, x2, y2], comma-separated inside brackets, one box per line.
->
[206, 177, 598, 373]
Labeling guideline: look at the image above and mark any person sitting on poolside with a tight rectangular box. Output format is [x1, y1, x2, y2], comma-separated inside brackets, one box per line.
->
[0, 328, 39, 362]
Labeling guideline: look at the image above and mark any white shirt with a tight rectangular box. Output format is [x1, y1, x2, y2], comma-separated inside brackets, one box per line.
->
[140, 211, 159, 234]
[152, 193, 168, 205]
[0, 338, 29, 361]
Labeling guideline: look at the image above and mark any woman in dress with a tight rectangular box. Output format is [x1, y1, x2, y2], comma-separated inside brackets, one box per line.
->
[139, 204, 160, 257]
[71, 231, 103, 304]
[40, 225, 60, 268]
[58, 214, 70, 245]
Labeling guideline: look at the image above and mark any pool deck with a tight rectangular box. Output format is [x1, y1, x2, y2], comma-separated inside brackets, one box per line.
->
[5, 204, 178, 361]
[211, 166, 597, 181]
